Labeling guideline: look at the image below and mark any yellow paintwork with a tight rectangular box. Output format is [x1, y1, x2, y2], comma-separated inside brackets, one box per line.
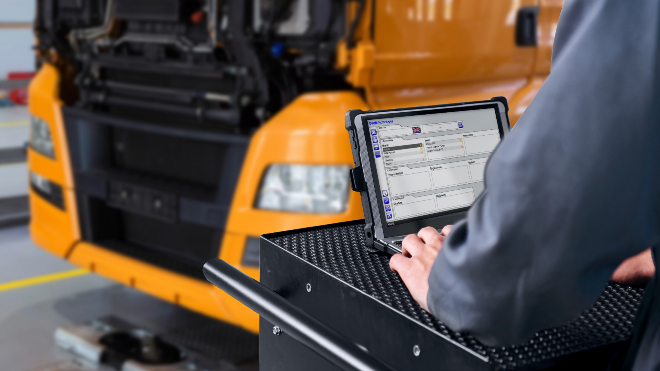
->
[508, 76, 547, 126]
[535, 0, 564, 74]
[225, 92, 368, 237]
[346, 0, 563, 125]
[28, 0, 563, 334]
[28, 64, 80, 257]
[366, 0, 538, 88]
[29, 70, 368, 333]
[68, 241, 240, 326]
[218, 92, 369, 330]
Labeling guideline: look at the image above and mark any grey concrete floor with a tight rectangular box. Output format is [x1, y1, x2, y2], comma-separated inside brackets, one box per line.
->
[0, 106, 258, 370]
[0, 227, 259, 371]
[0, 224, 117, 370]
[0, 108, 136, 370]
[0, 107, 124, 370]
[0, 225, 74, 282]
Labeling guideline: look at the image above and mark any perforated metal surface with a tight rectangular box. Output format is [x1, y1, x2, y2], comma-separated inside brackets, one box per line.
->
[266, 223, 645, 370]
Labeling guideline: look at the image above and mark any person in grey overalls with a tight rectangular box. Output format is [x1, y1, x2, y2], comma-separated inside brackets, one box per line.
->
[391, 1, 660, 369]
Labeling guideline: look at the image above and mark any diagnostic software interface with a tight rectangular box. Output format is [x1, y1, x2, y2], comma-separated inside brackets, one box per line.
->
[368, 108, 501, 225]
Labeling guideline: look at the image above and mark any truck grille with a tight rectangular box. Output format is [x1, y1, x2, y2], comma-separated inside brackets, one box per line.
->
[112, 129, 227, 188]
[64, 105, 248, 281]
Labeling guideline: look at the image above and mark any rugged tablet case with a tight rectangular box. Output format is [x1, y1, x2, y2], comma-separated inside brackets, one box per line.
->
[345, 97, 511, 250]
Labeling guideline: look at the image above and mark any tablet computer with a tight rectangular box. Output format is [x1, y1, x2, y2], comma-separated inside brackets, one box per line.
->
[345, 97, 511, 254]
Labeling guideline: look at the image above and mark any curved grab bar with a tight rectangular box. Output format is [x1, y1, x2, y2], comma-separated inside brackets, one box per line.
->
[203, 258, 396, 371]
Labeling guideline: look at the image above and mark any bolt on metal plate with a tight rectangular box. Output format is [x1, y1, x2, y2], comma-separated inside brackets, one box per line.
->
[413, 345, 421, 357]
[306, 283, 312, 292]
[272, 326, 281, 336]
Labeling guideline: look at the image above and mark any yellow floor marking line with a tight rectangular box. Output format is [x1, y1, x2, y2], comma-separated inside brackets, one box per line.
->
[0, 268, 89, 293]
[0, 120, 29, 128]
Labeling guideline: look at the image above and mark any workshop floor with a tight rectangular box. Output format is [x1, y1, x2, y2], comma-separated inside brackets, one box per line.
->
[0, 107, 258, 371]
[0, 225, 116, 371]
[0, 225, 259, 371]
[0, 108, 118, 369]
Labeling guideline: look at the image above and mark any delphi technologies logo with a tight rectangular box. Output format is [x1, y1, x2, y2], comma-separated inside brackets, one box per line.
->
[369, 119, 393, 125]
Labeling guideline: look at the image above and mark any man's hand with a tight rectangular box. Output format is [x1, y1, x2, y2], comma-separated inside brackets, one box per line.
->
[389, 225, 453, 312]
[611, 248, 655, 286]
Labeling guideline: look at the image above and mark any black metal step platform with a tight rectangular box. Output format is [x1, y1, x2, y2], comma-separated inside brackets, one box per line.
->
[254, 220, 644, 370]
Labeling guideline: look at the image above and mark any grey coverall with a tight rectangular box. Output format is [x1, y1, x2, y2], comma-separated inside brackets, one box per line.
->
[427, 1, 660, 369]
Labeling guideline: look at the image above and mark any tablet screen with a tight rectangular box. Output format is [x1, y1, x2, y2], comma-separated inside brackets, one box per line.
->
[366, 108, 501, 226]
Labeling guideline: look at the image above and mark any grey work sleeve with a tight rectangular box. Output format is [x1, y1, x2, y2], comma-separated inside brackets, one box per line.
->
[427, 0, 660, 347]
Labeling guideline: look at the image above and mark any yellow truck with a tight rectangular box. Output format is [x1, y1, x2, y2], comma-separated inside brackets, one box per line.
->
[28, 0, 562, 334]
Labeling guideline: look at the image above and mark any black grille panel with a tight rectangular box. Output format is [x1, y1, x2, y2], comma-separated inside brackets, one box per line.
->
[115, 0, 180, 21]
[265, 223, 645, 370]
[107, 181, 178, 222]
[64, 106, 248, 282]
[78, 193, 221, 281]
[121, 212, 220, 262]
[112, 128, 227, 188]
[104, 68, 234, 94]
[100, 239, 208, 280]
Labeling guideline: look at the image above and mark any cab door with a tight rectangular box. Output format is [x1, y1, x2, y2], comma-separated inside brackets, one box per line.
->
[362, 0, 539, 109]
[508, 0, 564, 125]
[534, 0, 563, 75]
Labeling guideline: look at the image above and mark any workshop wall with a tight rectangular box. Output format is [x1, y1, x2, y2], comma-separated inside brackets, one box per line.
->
[0, 0, 35, 77]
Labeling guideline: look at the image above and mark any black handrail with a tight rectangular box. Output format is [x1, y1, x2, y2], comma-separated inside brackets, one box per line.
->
[203, 258, 396, 371]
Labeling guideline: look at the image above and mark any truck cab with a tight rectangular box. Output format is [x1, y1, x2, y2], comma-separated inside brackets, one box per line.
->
[28, 0, 562, 334]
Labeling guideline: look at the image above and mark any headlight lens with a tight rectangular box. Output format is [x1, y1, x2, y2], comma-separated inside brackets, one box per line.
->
[256, 164, 350, 213]
[30, 115, 55, 158]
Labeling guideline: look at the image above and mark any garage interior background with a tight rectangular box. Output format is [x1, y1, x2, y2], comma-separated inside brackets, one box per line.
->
[0, 1, 562, 370]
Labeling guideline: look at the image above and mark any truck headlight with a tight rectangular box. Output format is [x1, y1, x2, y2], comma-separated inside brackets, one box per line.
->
[30, 115, 55, 158]
[256, 165, 350, 213]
